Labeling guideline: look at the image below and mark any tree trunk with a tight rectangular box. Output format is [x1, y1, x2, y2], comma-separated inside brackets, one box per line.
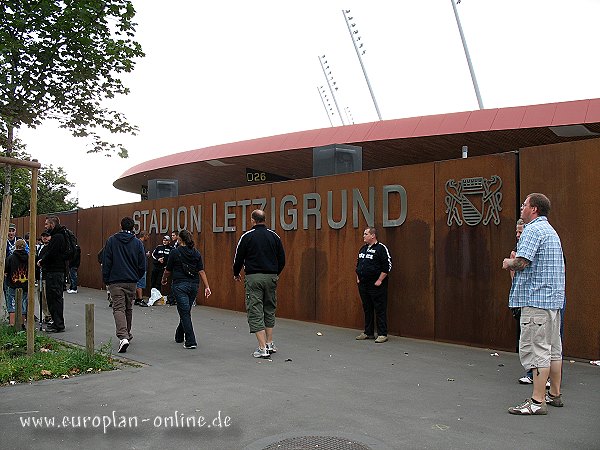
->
[4, 123, 13, 195]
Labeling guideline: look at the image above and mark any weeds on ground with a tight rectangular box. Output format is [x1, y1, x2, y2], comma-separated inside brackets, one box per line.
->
[0, 324, 116, 385]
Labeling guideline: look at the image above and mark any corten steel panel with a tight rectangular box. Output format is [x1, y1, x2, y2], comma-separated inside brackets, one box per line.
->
[77, 207, 104, 290]
[370, 163, 436, 340]
[202, 188, 243, 312]
[520, 138, 600, 360]
[434, 152, 518, 351]
[270, 179, 316, 322]
[56, 211, 78, 236]
[315, 172, 370, 329]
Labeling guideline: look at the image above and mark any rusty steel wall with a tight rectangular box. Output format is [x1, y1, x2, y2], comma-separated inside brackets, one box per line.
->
[18, 139, 600, 359]
[434, 152, 518, 351]
[519, 139, 600, 360]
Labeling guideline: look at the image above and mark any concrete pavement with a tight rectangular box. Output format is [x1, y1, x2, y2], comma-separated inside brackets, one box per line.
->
[1, 287, 599, 449]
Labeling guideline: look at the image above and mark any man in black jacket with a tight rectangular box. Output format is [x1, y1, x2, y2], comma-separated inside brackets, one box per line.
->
[150, 235, 171, 292]
[67, 244, 81, 294]
[233, 209, 285, 358]
[355, 227, 392, 343]
[102, 217, 147, 353]
[37, 216, 67, 332]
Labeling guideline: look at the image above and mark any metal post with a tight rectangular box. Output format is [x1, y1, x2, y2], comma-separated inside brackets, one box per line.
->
[342, 10, 382, 120]
[318, 56, 345, 125]
[451, 0, 484, 109]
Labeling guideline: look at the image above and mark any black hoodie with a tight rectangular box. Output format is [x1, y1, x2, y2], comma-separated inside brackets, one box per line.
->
[102, 231, 147, 284]
[6, 249, 29, 289]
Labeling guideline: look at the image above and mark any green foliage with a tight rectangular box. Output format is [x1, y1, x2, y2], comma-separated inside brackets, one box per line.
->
[0, 324, 115, 385]
[0, 148, 78, 216]
[0, 0, 144, 158]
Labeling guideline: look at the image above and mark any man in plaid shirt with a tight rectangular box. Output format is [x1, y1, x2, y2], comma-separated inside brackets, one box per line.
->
[502, 193, 565, 415]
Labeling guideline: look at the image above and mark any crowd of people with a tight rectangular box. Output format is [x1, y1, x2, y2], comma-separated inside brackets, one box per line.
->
[3, 193, 566, 415]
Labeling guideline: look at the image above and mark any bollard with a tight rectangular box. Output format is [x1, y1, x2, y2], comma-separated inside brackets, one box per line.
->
[15, 288, 23, 329]
[85, 304, 94, 356]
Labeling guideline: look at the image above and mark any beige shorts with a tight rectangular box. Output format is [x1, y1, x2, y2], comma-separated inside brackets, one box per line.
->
[519, 306, 562, 369]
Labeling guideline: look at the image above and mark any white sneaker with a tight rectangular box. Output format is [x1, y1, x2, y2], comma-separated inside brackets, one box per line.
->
[518, 376, 533, 384]
[67, 289, 78, 294]
[118, 338, 129, 353]
[508, 397, 547, 415]
[266, 342, 277, 354]
[252, 347, 269, 358]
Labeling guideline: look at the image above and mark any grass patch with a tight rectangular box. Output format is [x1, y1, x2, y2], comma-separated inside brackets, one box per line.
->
[0, 324, 116, 386]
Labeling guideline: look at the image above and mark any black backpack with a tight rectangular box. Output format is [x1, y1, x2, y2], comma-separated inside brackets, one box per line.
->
[61, 227, 78, 260]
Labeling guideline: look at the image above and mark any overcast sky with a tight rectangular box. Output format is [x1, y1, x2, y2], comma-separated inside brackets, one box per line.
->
[17, 0, 600, 208]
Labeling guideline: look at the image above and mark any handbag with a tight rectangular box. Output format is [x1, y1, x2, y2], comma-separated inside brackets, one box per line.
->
[179, 251, 198, 278]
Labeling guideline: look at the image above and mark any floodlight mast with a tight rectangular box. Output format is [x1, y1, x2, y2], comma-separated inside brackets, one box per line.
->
[317, 86, 334, 127]
[451, 0, 484, 109]
[318, 55, 345, 125]
[342, 9, 382, 121]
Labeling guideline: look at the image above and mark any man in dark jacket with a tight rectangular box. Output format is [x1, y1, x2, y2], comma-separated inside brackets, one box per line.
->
[355, 227, 392, 343]
[67, 244, 81, 294]
[102, 217, 147, 353]
[233, 209, 285, 358]
[150, 235, 171, 292]
[37, 216, 67, 332]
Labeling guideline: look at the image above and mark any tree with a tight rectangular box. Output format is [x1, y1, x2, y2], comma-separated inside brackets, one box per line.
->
[0, 148, 78, 217]
[0, 0, 144, 193]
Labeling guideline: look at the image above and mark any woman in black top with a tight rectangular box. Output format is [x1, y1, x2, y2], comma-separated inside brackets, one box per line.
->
[161, 230, 211, 349]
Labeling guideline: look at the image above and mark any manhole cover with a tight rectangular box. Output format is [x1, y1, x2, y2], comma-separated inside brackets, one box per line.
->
[262, 435, 372, 450]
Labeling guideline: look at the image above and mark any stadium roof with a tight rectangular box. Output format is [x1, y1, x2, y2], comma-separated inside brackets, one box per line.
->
[114, 98, 600, 196]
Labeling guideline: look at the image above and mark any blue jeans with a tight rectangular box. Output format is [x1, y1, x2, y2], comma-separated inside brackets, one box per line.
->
[69, 267, 78, 290]
[173, 281, 198, 346]
[6, 287, 28, 314]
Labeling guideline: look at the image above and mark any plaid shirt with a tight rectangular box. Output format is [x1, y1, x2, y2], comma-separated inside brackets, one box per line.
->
[509, 216, 565, 309]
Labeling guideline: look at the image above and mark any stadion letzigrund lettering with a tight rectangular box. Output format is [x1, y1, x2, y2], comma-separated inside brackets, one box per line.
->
[132, 185, 407, 234]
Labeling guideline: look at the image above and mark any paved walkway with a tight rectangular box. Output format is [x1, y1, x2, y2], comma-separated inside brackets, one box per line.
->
[1, 287, 599, 449]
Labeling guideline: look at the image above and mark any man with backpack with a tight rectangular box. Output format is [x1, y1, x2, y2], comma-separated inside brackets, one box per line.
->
[36, 216, 67, 332]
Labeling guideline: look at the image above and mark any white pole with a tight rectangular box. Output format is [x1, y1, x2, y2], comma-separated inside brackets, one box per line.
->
[342, 10, 382, 120]
[451, 0, 484, 109]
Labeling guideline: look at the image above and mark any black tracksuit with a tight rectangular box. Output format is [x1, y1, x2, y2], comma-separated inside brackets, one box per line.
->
[356, 241, 392, 337]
